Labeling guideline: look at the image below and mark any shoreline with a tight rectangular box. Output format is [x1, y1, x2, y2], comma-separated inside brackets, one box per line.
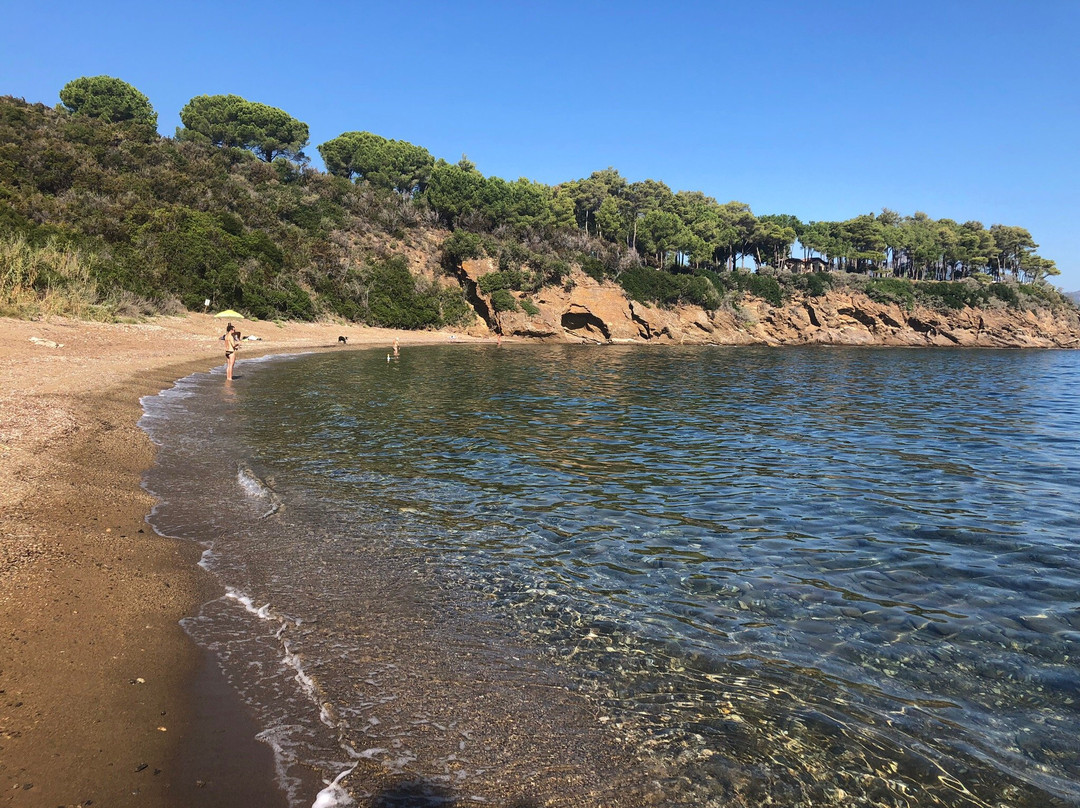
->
[0, 314, 479, 807]
[2, 311, 1077, 806]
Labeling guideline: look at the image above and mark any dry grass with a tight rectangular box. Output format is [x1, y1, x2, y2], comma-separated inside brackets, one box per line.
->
[0, 234, 173, 321]
[0, 234, 102, 318]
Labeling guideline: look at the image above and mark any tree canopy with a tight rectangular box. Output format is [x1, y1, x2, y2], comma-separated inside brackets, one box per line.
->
[177, 94, 309, 162]
[319, 131, 434, 198]
[59, 75, 157, 128]
[1, 76, 1071, 330]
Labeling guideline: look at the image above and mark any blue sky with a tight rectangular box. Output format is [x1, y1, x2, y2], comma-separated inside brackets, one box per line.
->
[3, 0, 1078, 290]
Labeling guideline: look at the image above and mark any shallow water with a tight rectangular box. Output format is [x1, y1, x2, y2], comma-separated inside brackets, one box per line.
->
[141, 345, 1080, 807]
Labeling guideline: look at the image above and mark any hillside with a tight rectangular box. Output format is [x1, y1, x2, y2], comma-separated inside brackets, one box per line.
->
[2, 92, 1079, 348]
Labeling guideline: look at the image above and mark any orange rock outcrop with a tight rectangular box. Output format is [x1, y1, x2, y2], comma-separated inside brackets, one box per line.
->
[457, 260, 1080, 348]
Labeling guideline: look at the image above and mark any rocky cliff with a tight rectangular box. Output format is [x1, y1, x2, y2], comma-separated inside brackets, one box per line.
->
[457, 259, 1080, 349]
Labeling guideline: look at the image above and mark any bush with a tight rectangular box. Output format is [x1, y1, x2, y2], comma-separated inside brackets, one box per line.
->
[917, 281, 987, 310]
[989, 282, 1020, 308]
[478, 271, 514, 294]
[747, 273, 783, 306]
[580, 255, 606, 282]
[798, 271, 832, 297]
[440, 230, 484, 266]
[1016, 282, 1069, 308]
[617, 266, 722, 309]
[497, 243, 529, 272]
[539, 256, 571, 285]
[728, 271, 784, 307]
[618, 265, 675, 305]
[489, 288, 519, 312]
[366, 256, 439, 328]
[437, 287, 475, 327]
[520, 297, 540, 316]
[865, 277, 915, 309]
[240, 279, 315, 321]
[683, 275, 723, 310]
[697, 268, 734, 293]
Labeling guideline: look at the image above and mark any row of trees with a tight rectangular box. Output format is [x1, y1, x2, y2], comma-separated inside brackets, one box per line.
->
[318, 138, 1059, 286]
[10, 75, 1067, 327]
[796, 213, 1056, 283]
[57, 76, 1060, 287]
[59, 77, 309, 162]
[550, 171, 1060, 284]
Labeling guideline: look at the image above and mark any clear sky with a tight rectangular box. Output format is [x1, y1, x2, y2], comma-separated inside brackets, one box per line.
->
[3, 0, 1078, 290]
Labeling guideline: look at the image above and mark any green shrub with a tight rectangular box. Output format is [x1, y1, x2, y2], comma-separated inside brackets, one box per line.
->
[989, 282, 1020, 307]
[697, 268, 734, 293]
[437, 287, 475, 326]
[478, 271, 513, 294]
[748, 274, 783, 306]
[366, 256, 439, 328]
[497, 243, 529, 272]
[617, 266, 722, 309]
[440, 230, 485, 270]
[1016, 282, 1066, 307]
[865, 277, 915, 309]
[918, 281, 987, 310]
[799, 271, 832, 297]
[520, 297, 540, 316]
[238, 278, 314, 321]
[580, 255, 606, 282]
[618, 265, 674, 304]
[683, 275, 723, 310]
[489, 288, 519, 312]
[322, 293, 365, 321]
[540, 257, 571, 285]
[728, 271, 784, 307]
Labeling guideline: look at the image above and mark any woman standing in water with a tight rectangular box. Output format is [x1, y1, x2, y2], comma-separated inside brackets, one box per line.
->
[223, 322, 240, 380]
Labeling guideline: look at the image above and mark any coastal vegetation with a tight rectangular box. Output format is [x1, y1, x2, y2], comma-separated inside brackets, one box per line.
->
[0, 76, 1074, 326]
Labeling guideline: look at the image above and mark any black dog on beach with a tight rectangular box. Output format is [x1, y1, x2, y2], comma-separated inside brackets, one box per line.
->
[338, 335, 348, 345]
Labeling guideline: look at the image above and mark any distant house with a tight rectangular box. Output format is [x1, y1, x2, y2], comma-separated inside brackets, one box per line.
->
[784, 257, 830, 273]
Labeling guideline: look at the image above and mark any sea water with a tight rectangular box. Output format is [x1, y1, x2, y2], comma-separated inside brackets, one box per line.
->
[140, 345, 1080, 807]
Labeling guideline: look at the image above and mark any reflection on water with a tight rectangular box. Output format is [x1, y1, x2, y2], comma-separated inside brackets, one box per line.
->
[143, 346, 1080, 807]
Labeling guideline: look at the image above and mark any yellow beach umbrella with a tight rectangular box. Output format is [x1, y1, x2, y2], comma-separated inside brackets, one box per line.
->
[213, 309, 244, 319]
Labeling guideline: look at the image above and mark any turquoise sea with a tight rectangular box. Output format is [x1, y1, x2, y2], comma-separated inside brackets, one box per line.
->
[140, 345, 1080, 807]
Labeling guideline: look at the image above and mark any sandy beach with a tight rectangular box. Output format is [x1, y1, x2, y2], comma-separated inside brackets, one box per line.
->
[0, 314, 479, 807]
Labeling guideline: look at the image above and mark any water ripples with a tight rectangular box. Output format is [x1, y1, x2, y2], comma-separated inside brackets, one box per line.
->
[147, 345, 1080, 807]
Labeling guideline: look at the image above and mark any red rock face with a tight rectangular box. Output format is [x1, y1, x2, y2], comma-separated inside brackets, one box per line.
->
[460, 259, 1080, 348]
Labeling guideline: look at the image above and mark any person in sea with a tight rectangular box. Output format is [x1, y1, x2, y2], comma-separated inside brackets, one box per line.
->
[223, 322, 240, 380]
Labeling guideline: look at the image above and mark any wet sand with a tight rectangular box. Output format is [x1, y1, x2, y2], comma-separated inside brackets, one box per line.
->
[0, 314, 480, 806]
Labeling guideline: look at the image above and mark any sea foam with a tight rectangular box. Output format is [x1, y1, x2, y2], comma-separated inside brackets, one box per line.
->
[237, 461, 282, 517]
